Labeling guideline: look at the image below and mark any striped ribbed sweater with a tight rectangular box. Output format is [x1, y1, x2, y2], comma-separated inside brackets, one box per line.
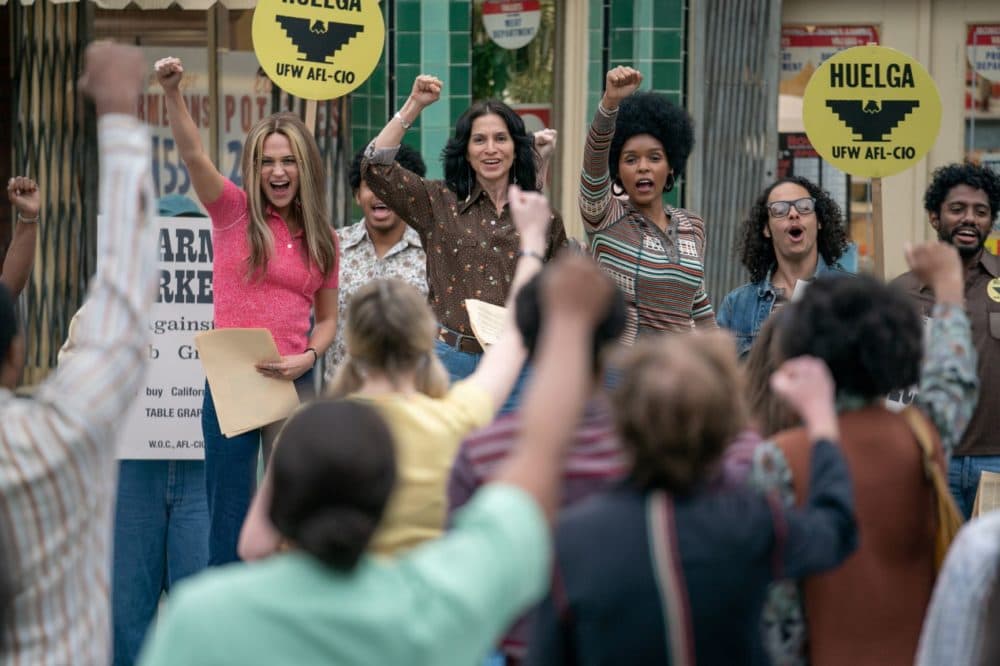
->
[580, 104, 716, 344]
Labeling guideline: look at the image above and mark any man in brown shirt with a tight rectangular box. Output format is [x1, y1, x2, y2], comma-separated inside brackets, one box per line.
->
[893, 162, 1000, 517]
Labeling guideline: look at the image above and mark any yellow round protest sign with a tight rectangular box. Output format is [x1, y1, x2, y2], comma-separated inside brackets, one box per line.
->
[803, 45, 941, 178]
[252, 0, 385, 101]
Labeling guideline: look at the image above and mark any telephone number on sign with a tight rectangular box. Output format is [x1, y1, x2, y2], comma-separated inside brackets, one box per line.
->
[147, 439, 204, 450]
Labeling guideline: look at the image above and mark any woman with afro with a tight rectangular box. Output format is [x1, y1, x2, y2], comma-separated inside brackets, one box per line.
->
[580, 66, 714, 344]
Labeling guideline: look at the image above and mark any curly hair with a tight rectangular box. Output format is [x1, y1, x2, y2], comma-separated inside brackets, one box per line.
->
[610, 330, 747, 495]
[349, 143, 426, 192]
[736, 176, 850, 283]
[442, 100, 537, 200]
[779, 273, 921, 399]
[609, 91, 694, 187]
[923, 162, 1000, 222]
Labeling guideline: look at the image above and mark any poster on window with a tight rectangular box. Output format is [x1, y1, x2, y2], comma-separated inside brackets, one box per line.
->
[780, 25, 879, 97]
[97, 215, 214, 460]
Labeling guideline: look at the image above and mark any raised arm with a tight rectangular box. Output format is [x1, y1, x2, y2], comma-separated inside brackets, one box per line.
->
[372, 74, 441, 151]
[38, 43, 158, 433]
[533, 128, 557, 190]
[361, 75, 442, 234]
[492, 255, 615, 523]
[154, 57, 224, 205]
[1, 177, 40, 297]
[905, 241, 978, 459]
[579, 67, 643, 231]
[466, 185, 550, 410]
[767, 357, 857, 579]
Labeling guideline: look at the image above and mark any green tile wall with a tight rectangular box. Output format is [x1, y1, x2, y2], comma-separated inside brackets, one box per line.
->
[589, 0, 688, 206]
[349, 0, 472, 188]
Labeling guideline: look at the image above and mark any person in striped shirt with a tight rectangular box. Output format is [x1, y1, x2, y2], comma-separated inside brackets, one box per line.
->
[448, 269, 629, 664]
[581, 66, 716, 344]
[0, 43, 158, 665]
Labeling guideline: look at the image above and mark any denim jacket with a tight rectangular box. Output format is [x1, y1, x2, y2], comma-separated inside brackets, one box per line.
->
[718, 256, 848, 358]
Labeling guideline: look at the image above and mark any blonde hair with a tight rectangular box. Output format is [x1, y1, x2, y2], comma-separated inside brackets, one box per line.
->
[326, 279, 448, 399]
[241, 112, 336, 281]
[611, 330, 748, 494]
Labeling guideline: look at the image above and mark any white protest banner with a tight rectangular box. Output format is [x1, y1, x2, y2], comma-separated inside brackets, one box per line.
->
[100, 214, 214, 459]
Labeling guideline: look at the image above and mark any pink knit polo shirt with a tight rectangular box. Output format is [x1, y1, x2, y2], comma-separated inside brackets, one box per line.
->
[204, 179, 338, 356]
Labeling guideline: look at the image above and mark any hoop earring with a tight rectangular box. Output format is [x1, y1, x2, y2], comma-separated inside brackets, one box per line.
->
[611, 180, 626, 197]
[665, 173, 676, 193]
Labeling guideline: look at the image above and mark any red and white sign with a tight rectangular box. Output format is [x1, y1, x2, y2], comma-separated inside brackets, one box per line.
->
[511, 103, 550, 135]
[968, 25, 1000, 83]
[780, 25, 879, 82]
[482, 1, 541, 50]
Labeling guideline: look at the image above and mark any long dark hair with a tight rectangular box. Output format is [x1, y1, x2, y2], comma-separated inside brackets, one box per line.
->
[442, 99, 538, 200]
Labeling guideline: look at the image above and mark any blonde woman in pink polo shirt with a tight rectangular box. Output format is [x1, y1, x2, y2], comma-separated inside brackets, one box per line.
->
[156, 57, 339, 566]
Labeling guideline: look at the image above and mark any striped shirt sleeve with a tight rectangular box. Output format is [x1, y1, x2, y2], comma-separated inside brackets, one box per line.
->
[579, 104, 624, 231]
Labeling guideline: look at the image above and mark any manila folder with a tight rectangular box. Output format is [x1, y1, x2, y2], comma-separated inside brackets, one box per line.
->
[195, 328, 300, 437]
[465, 298, 507, 348]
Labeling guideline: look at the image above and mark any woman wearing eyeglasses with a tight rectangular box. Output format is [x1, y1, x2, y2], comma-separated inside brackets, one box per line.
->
[718, 176, 851, 358]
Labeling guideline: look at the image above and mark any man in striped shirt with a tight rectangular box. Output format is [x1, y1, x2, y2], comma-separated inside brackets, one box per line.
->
[0, 43, 157, 664]
[447, 270, 629, 664]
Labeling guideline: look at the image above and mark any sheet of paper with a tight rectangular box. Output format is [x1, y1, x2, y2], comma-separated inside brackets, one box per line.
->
[973, 470, 1000, 517]
[465, 299, 507, 347]
[194, 328, 300, 437]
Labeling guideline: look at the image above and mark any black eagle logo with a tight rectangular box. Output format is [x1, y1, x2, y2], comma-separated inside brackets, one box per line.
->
[825, 100, 920, 142]
[276, 16, 364, 64]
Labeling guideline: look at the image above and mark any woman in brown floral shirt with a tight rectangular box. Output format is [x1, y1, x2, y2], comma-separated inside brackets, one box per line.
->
[362, 75, 567, 411]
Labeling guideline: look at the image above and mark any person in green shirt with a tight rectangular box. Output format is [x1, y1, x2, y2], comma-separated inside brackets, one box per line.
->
[138, 191, 617, 666]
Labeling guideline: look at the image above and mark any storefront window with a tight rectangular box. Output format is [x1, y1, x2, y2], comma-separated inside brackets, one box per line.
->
[471, 1, 556, 139]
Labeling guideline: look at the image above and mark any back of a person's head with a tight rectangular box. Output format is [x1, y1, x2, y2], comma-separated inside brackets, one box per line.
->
[269, 400, 396, 571]
[515, 270, 626, 377]
[611, 331, 747, 494]
[744, 310, 798, 437]
[0, 284, 18, 365]
[327, 279, 447, 398]
[780, 273, 921, 399]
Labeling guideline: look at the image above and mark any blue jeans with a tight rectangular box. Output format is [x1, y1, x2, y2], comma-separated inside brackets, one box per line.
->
[948, 455, 1000, 519]
[434, 338, 529, 415]
[202, 371, 314, 566]
[112, 460, 208, 666]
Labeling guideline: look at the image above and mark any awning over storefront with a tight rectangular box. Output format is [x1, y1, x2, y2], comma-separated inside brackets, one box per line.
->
[0, 0, 256, 7]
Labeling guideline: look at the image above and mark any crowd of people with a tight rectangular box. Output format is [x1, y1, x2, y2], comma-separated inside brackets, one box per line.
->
[0, 44, 999, 666]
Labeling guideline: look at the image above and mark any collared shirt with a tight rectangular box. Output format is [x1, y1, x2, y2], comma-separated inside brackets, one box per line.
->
[916, 510, 1000, 666]
[204, 179, 339, 356]
[580, 104, 716, 344]
[362, 148, 568, 335]
[323, 220, 427, 380]
[0, 115, 157, 665]
[718, 255, 849, 358]
[893, 249, 1000, 456]
[138, 485, 550, 666]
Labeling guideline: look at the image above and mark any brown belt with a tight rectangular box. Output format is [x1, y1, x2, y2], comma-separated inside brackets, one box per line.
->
[438, 327, 483, 354]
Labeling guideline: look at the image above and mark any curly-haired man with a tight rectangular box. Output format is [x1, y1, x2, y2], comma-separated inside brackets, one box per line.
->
[893, 162, 1000, 517]
[718, 176, 851, 357]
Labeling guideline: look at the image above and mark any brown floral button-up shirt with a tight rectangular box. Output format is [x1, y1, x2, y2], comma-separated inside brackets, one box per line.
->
[363, 146, 567, 335]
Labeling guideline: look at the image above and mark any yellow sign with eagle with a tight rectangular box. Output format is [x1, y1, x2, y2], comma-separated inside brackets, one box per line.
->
[803, 45, 941, 178]
[252, 0, 385, 100]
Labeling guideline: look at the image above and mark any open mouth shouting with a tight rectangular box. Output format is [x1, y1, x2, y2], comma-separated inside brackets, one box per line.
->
[634, 178, 656, 195]
[269, 179, 292, 198]
[369, 201, 393, 222]
[787, 224, 805, 243]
